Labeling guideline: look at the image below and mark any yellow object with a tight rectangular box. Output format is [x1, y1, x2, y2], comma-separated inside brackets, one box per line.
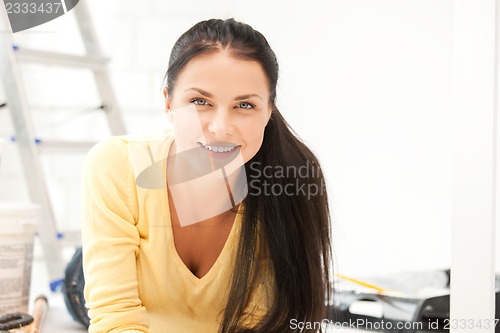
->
[336, 274, 392, 293]
[82, 131, 270, 333]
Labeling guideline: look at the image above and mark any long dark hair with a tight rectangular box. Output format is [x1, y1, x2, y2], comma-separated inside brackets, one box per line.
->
[163, 18, 332, 333]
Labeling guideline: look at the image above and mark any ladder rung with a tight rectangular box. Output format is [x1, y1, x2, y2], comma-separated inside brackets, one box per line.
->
[38, 140, 97, 152]
[15, 48, 108, 71]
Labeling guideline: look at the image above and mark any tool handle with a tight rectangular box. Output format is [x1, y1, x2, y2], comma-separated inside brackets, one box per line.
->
[25, 295, 49, 333]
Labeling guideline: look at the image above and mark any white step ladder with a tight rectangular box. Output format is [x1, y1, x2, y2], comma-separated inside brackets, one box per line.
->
[0, 1, 126, 290]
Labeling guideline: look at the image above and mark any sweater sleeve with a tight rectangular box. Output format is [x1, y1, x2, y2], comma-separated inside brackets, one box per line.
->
[81, 137, 149, 333]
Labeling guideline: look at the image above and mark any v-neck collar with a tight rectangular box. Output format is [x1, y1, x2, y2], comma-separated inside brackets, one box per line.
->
[162, 136, 242, 284]
[165, 198, 242, 284]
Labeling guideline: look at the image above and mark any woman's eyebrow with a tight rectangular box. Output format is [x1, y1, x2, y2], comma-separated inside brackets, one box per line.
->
[234, 94, 263, 101]
[184, 88, 263, 101]
[184, 87, 213, 97]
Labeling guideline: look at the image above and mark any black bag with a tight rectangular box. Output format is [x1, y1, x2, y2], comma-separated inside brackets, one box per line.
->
[63, 247, 90, 328]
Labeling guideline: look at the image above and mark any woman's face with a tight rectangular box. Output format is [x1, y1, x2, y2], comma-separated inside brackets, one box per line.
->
[164, 51, 272, 164]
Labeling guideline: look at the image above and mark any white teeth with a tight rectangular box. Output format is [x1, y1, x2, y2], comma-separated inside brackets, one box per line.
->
[203, 144, 237, 153]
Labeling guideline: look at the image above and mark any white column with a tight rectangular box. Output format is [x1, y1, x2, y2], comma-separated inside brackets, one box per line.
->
[451, 1, 498, 332]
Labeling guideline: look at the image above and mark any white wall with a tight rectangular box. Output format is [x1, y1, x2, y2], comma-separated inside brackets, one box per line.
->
[0, 0, 458, 278]
[232, 0, 455, 277]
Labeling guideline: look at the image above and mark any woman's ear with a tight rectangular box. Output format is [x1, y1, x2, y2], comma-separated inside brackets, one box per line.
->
[163, 87, 174, 123]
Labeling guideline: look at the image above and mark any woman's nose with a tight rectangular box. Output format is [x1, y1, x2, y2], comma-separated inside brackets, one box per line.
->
[207, 111, 234, 137]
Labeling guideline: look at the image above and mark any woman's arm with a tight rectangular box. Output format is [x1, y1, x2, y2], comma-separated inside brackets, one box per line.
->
[81, 137, 149, 333]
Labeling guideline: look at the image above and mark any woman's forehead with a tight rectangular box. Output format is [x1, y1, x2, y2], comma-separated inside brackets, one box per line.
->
[173, 52, 270, 98]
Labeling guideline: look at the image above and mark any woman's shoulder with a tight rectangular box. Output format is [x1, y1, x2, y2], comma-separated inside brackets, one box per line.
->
[86, 128, 174, 163]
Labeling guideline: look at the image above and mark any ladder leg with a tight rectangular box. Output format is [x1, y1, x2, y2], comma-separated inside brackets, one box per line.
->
[73, 1, 126, 135]
[93, 71, 127, 135]
[0, 0, 66, 289]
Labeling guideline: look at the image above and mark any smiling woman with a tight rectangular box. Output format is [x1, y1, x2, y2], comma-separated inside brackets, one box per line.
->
[165, 51, 272, 165]
[81, 18, 332, 333]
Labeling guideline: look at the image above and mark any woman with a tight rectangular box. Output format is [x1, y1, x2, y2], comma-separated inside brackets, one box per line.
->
[82, 18, 332, 333]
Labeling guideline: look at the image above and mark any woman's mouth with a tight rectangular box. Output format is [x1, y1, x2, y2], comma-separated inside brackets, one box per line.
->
[198, 142, 241, 161]
[202, 144, 239, 153]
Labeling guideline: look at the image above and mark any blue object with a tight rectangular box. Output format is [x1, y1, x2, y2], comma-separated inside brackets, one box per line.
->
[50, 278, 64, 292]
[9, 136, 42, 144]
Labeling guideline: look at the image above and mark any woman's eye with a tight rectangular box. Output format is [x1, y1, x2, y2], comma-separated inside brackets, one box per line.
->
[191, 98, 209, 106]
[238, 102, 255, 109]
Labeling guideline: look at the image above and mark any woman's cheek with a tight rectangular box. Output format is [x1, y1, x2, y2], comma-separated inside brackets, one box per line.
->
[243, 134, 265, 163]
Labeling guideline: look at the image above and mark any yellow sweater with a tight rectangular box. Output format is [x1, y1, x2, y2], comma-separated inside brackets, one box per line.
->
[82, 130, 270, 333]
